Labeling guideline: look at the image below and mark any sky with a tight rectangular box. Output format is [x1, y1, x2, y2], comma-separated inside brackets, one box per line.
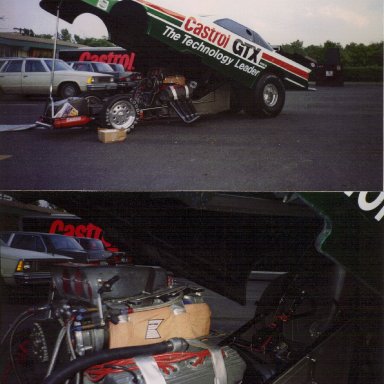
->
[0, 0, 382, 46]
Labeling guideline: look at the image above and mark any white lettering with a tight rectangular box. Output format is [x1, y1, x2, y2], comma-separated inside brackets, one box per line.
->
[344, 192, 384, 222]
[163, 26, 181, 41]
[180, 34, 234, 66]
[234, 59, 260, 76]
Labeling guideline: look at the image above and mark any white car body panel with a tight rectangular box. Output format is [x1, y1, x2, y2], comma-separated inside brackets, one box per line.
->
[0, 240, 72, 286]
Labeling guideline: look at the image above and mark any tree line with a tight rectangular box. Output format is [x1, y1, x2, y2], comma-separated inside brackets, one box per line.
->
[35, 28, 115, 48]
[281, 40, 383, 68]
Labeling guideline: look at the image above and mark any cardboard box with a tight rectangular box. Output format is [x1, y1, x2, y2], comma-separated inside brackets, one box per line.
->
[98, 128, 127, 143]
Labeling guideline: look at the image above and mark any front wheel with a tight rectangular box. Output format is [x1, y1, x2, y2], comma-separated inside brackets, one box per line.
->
[58, 82, 80, 99]
[245, 74, 285, 117]
[100, 95, 139, 131]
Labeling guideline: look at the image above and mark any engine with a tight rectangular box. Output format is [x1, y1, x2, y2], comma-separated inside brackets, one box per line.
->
[25, 264, 246, 384]
[131, 69, 200, 123]
[2, 263, 348, 384]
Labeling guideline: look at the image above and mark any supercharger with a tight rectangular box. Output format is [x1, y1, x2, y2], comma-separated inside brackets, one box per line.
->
[26, 264, 246, 384]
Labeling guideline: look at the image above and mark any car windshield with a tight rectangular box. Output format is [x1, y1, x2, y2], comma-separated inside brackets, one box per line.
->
[111, 64, 125, 72]
[78, 238, 104, 250]
[93, 62, 114, 72]
[214, 18, 273, 51]
[44, 59, 72, 71]
[49, 235, 84, 250]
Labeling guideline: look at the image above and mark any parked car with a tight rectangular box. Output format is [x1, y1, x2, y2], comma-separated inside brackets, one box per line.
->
[107, 63, 128, 75]
[68, 60, 132, 89]
[0, 238, 71, 287]
[74, 236, 112, 261]
[0, 57, 117, 98]
[0, 231, 89, 264]
[69, 61, 119, 79]
[107, 63, 137, 81]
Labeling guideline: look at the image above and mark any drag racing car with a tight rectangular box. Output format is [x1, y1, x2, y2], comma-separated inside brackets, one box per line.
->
[38, 68, 199, 130]
[40, 0, 312, 124]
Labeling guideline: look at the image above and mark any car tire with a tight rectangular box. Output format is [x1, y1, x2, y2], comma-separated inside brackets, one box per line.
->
[81, 92, 104, 115]
[245, 73, 285, 117]
[100, 95, 140, 131]
[83, 94, 103, 105]
[58, 82, 80, 99]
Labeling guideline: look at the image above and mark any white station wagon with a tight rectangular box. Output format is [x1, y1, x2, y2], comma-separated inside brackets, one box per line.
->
[0, 57, 117, 98]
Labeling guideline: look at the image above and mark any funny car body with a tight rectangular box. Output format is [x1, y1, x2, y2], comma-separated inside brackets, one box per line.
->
[38, 0, 313, 131]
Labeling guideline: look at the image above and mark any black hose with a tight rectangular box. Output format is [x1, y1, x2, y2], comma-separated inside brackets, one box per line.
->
[43, 338, 188, 384]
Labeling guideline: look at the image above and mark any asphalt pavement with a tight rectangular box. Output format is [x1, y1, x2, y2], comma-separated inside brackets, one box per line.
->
[0, 83, 382, 191]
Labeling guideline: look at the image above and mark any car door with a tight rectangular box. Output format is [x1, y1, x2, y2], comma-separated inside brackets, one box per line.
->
[11, 233, 47, 252]
[22, 59, 51, 94]
[0, 59, 23, 94]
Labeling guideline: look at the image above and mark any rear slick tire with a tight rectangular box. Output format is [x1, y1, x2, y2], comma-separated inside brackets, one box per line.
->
[245, 74, 285, 118]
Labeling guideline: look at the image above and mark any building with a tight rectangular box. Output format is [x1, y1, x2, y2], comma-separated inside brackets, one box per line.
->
[0, 193, 76, 231]
[0, 31, 85, 58]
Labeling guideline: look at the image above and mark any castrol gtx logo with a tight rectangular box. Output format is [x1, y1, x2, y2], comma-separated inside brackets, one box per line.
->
[162, 19, 262, 77]
[184, 17, 230, 48]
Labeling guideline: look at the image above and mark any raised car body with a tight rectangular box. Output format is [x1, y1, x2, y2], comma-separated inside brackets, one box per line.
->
[40, 0, 312, 117]
[41, 0, 310, 90]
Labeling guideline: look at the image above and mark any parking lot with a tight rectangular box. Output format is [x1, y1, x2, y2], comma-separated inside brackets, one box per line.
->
[0, 83, 382, 191]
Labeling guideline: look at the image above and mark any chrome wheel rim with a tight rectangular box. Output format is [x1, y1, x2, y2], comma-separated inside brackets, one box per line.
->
[108, 100, 136, 129]
[263, 84, 279, 107]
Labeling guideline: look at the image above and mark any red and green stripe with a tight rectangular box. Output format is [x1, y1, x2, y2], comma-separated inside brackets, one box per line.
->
[135, 0, 185, 26]
[262, 52, 309, 81]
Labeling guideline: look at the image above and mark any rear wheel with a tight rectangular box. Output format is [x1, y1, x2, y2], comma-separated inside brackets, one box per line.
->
[81, 93, 104, 116]
[245, 74, 285, 117]
[58, 82, 80, 99]
[83, 93, 103, 106]
[100, 95, 139, 131]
